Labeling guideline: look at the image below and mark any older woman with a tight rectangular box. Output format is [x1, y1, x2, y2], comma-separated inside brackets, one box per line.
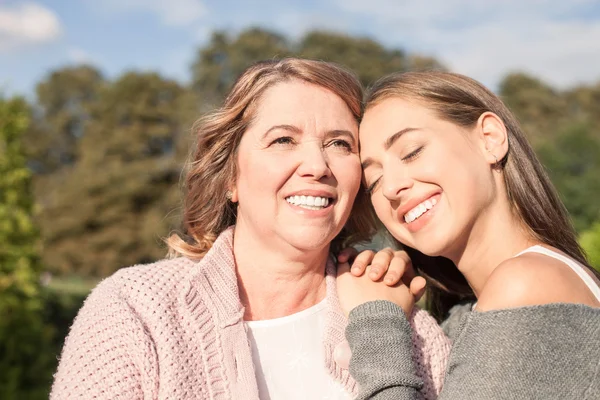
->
[50, 59, 450, 400]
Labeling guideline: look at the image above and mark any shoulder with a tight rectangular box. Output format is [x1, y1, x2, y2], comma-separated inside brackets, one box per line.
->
[477, 251, 599, 311]
[92, 257, 199, 306]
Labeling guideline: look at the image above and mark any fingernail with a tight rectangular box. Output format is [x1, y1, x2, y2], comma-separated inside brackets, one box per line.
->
[370, 268, 379, 276]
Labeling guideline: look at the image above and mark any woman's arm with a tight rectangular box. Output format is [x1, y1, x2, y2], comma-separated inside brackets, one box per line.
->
[51, 276, 157, 400]
[346, 301, 600, 400]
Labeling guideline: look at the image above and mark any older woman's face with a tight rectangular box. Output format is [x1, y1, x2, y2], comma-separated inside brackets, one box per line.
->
[233, 79, 361, 252]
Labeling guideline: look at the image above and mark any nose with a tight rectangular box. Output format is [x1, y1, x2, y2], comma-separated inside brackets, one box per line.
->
[381, 166, 413, 201]
[296, 142, 332, 180]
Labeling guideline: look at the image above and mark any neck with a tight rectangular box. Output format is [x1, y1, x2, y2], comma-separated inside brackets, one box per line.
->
[233, 223, 329, 321]
[447, 196, 538, 297]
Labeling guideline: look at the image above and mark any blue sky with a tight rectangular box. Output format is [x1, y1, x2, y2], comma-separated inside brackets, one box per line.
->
[2, 0, 600, 97]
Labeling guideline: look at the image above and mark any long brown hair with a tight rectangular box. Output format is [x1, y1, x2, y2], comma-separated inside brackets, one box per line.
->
[168, 58, 377, 258]
[364, 71, 597, 320]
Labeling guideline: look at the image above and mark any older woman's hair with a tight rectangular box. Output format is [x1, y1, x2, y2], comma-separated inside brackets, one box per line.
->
[168, 58, 377, 258]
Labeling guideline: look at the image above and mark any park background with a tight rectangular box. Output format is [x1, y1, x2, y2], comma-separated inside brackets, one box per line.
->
[2, 1, 600, 398]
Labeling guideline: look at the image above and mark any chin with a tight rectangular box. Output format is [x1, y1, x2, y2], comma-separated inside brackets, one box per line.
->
[389, 229, 450, 258]
[282, 227, 338, 252]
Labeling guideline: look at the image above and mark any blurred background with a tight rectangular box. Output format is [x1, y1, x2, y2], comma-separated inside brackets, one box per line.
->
[1, 1, 600, 398]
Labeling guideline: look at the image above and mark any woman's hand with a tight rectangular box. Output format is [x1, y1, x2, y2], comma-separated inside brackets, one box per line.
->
[336, 260, 426, 317]
[338, 247, 426, 294]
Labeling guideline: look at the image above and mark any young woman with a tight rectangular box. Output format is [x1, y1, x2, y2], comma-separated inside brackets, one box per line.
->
[337, 71, 600, 399]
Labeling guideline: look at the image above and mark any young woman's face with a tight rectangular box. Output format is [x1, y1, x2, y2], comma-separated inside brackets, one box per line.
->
[359, 97, 496, 257]
[233, 79, 361, 251]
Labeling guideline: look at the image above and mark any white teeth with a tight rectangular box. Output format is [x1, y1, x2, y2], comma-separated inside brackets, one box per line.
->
[404, 197, 438, 224]
[286, 195, 331, 210]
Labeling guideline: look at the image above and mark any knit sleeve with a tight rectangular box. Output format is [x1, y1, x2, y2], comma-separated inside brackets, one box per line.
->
[347, 301, 600, 400]
[50, 275, 158, 400]
[408, 307, 451, 399]
[346, 301, 423, 400]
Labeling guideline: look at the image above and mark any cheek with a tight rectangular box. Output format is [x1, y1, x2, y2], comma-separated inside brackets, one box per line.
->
[238, 152, 293, 190]
[370, 193, 392, 221]
[335, 156, 362, 199]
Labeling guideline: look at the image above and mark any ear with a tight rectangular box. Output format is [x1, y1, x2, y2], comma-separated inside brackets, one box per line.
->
[230, 187, 239, 203]
[476, 112, 508, 166]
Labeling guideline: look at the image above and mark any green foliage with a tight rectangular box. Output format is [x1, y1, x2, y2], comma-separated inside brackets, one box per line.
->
[500, 73, 600, 233]
[581, 222, 600, 272]
[0, 96, 54, 399]
[36, 72, 189, 276]
[536, 123, 600, 233]
[24, 65, 104, 174]
[192, 28, 291, 109]
[191, 28, 446, 108]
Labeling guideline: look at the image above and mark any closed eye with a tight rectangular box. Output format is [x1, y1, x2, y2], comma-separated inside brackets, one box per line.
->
[402, 146, 423, 162]
[365, 177, 381, 194]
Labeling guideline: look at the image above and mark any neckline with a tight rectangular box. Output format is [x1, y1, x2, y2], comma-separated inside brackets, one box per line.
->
[244, 298, 327, 328]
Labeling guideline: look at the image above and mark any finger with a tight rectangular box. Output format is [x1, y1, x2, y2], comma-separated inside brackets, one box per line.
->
[388, 251, 414, 284]
[337, 247, 359, 264]
[384, 254, 408, 286]
[409, 276, 427, 301]
[369, 248, 394, 281]
[336, 259, 351, 278]
[350, 250, 375, 276]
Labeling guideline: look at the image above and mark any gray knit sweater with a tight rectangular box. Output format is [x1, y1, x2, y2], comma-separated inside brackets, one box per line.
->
[346, 301, 600, 400]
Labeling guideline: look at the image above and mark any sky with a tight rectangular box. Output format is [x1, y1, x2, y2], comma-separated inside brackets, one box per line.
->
[2, 0, 600, 98]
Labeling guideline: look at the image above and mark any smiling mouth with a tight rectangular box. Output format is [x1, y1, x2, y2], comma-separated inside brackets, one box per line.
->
[404, 197, 437, 223]
[285, 195, 332, 211]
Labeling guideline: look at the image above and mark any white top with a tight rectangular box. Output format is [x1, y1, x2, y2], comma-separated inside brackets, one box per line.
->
[245, 299, 351, 400]
[516, 245, 600, 301]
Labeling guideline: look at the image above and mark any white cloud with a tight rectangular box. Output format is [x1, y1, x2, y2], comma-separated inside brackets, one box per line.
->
[0, 2, 62, 52]
[100, 0, 207, 27]
[330, 0, 600, 88]
[66, 47, 98, 65]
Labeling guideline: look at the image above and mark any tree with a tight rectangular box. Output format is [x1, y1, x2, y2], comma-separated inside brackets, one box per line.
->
[38, 72, 190, 276]
[0, 96, 53, 399]
[537, 122, 600, 232]
[191, 28, 290, 109]
[24, 66, 104, 174]
[499, 72, 569, 145]
[581, 222, 600, 272]
[191, 28, 446, 107]
[297, 31, 407, 86]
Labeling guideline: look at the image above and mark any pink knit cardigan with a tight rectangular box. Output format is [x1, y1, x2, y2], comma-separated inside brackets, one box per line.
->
[51, 228, 450, 399]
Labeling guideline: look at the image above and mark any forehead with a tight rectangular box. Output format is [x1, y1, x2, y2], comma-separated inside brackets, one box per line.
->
[359, 97, 442, 158]
[361, 97, 435, 133]
[250, 79, 357, 128]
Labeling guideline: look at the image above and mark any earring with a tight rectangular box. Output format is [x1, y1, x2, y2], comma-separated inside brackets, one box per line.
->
[487, 150, 499, 166]
[226, 191, 233, 200]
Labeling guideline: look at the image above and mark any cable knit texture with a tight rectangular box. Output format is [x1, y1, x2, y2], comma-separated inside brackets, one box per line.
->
[51, 228, 450, 399]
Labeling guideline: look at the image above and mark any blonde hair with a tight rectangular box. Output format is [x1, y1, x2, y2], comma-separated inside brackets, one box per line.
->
[363, 71, 596, 319]
[168, 58, 377, 259]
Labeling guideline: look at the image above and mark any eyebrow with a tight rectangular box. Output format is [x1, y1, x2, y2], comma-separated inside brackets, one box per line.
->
[325, 129, 357, 146]
[361, 127, 421, 170]
[384, 127, 421, 150]
[261, 124, 302, 139]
